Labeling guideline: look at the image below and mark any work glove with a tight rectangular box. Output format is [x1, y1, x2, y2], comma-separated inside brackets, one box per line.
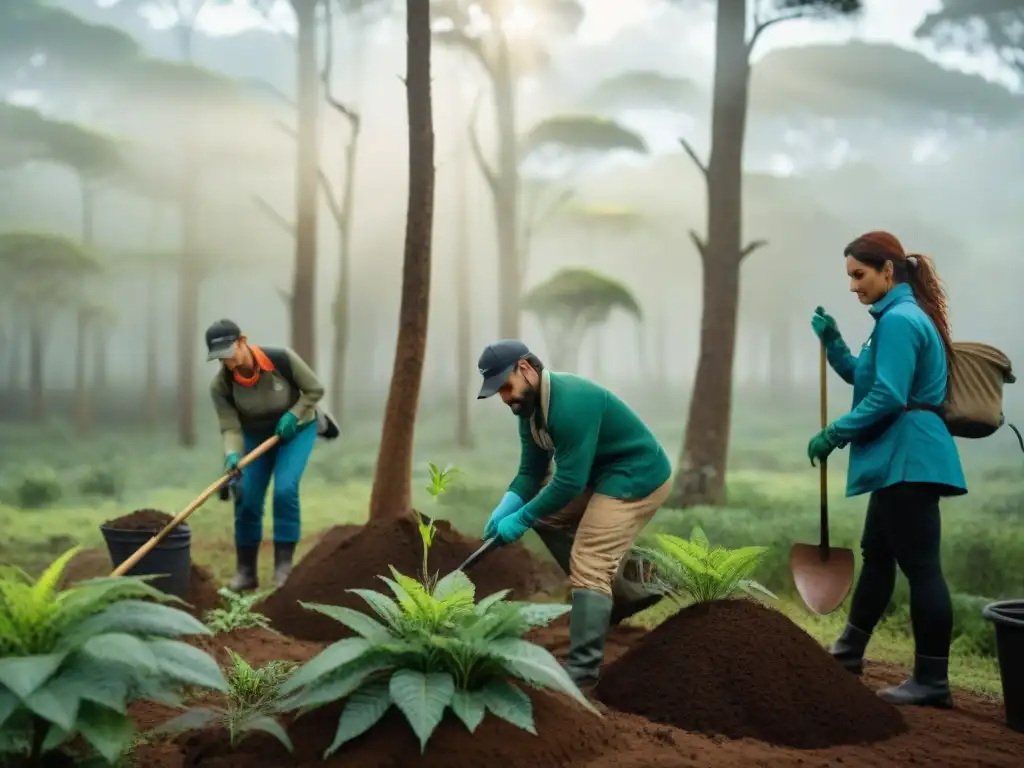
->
[224, 452, 241, 472]
[275, 412, 299, 442]
[483, 491, 525, 539]
[811, 306, 842, 345]
[494, 510, 532, 546]
[807, 425, 841, 466]
[220, 452, 243, 502]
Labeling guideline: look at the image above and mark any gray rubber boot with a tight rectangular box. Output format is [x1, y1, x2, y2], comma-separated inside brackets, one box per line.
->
[829, 622, 871, 675]
[877, 655, 954, 708]
[564, 588, 614, 692]
[273, 542, 295, 588]
[228, 544, 260, 592]
[610, 553, 664, 626]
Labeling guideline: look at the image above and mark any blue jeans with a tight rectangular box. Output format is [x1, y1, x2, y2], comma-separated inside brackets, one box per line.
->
[236, 422, 316, 546]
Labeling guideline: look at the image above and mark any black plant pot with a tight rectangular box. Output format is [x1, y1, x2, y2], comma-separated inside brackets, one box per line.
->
[100, 522, 192, 600]
[982, 599, 1024, 734]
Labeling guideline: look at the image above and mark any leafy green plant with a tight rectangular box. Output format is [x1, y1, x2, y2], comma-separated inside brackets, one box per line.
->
[11, 466, 62, 509]
[411, 462, 462, 588]
[0, 546, 228, 766]
[274, 567, 598, 757]
[78, 466, 124, 500]
[151, 650, 295, 752]
[203, 588, 274, 634]
[634, 526, 777, 604]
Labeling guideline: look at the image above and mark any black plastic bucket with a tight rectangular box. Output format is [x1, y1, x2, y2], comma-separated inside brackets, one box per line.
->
[982, 599, 1024, 733]
[100, 523, 192, 600]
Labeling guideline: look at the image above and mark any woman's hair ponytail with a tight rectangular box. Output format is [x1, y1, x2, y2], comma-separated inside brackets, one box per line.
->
[905, 252, 954, 357]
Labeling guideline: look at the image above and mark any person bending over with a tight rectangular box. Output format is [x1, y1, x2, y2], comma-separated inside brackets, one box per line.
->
[476, 339, 672, 691]
[206, 318, 325, 591]
[808, 231, 966, 708]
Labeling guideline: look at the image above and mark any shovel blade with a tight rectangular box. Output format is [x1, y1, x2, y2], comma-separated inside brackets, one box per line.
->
[789, 542, 855, 615]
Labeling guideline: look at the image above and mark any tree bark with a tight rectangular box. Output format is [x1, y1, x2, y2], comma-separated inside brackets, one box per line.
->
[454, 105, 473, 448]
[144, 269, 160, 429]
[73, 310, 90, 435]
[672, 0, 750, 507]
[290, 0, 320, 367]
[367, 0, 435, 521]
[491, 34, 521, 339]
[177, 154, 200, 447]
[29, 309, 45, 422]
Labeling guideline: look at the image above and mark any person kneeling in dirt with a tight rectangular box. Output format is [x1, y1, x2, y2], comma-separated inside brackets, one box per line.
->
[809, 232, 966, 709]
[206, 318, 328, 592]
[476, 339, 673, 691]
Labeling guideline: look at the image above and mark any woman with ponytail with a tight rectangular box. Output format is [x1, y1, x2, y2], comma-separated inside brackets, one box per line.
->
[807, 230, 966, 709]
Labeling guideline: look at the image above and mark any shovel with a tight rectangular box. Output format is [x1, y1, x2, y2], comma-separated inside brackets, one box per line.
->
[789, 341, 855, 615]
[111, 436, 280, 577]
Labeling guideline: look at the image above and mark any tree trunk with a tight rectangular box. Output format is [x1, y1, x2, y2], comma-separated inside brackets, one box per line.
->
[672, 0, 750, 507]
[454, 108, 473, 448]
[144, 270, 160, 429]
[7, 319, 21, 392]
[93, 325, 108, 390]
[177, 158, 200, 447]
[330, 121, 362, 427]
[491, 35, 521, 339]
[29, 310, 45, 422]
[290, 0, 320, 367]
[367, 0, 435, 522]
[73, 311, 90, 435]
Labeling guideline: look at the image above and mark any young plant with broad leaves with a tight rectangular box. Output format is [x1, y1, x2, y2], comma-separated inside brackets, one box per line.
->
[0, 546, 228, 766]
[634, 526, 777, 605]
[274, 568, 599, 757]
[411, 462, 462, 589]
[151, 650, 295, 753]
[203, 587, 275, 634]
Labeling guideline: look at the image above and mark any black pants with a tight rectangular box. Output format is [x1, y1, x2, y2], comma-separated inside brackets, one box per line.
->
[847, 481, 953, 658]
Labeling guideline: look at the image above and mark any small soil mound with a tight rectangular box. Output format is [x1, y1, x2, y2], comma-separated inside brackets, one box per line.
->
[59, 547, 113, 588]
[260, 515, 562, 642]
[593, 598, 908, 749]
[187, 627, 324, 668]
[186, 564, 222, 616]
[103, 508, 176, 530]
[181, 688, 633, 767]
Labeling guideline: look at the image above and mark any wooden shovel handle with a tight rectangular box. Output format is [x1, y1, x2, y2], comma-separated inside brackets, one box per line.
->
[111, 436, 280, 577]
[819, 342, 830, 552]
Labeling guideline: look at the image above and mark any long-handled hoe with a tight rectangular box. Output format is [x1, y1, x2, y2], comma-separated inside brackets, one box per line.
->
[111, 436, 280, 577]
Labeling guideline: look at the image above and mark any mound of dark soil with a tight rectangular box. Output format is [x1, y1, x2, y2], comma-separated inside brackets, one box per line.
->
[103, 508, 176, 530]
[186, 563, 223, 616]
[593, 598, 908, 749]
[259, 515, 564, 642]
[181, 688, 630, 767]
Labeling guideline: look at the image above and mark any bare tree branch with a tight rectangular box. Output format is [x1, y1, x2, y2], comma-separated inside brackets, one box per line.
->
[434, 29, 494, 78]
[318, 167, 345, 231]
[252, 195, 295, 236]
[747, 8, 813, 56]
[532, 187, 575, 235]
[678, 136, 708, 179]
[321, 0, 361, 129]
[741, 238, 768, 261]
[688, 229, 708, 261]
[468, 89, 498, 192]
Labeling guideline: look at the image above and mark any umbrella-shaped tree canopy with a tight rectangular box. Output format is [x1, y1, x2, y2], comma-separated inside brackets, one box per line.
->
[582, 69, 703, 113]
[521, 114, 649, 158]
[0, 103, 123, 179]
[550, 203, 652, 236]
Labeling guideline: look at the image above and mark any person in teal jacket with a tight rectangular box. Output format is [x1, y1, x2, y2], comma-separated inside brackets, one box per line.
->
[476, 339, 673, 690]
[808, 230, 966, 709]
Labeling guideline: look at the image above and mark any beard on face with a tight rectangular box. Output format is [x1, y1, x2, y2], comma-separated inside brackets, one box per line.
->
[509, 385, 539, 419]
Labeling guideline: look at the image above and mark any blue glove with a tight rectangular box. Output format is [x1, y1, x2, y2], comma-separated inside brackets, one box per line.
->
[495, 511, 532, 545]
[811, 306, 842, 345]
[483, 492, 525, 539]
[275, 412, 299, 442]
[224, 452, 241, 472]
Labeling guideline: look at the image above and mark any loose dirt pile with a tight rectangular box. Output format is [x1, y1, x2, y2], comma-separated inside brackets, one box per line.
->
[594, 597, 908, 748]
[259, 515, 564, 641]
[103, 507, 177, 530]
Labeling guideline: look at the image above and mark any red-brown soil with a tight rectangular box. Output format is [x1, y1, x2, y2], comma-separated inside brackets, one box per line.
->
[594, 598, 907, 748]
[103, 507, 177, 530]
[60, 546, 221, 618]
[129, 615, 1024, 768]
[258, 515, 564, 641]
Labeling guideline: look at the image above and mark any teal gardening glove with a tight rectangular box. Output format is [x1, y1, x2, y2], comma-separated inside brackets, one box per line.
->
[224, 452, 241, 472]
[811, 306, 842, 345]
[483, 492, 525, 539]
[807, 424, 843, 466]
[275, 411, 299, 442]
[495, 510, 533, 545]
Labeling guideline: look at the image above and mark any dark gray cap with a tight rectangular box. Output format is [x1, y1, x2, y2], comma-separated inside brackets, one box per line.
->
[205, 318, 241, 361]
[477, 339, 531, 399]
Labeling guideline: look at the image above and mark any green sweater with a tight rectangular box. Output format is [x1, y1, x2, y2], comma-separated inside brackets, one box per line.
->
[509, 371, 672, 522]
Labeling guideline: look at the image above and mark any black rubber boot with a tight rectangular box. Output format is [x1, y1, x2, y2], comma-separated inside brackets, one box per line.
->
[830, 622, 871, 675]
[877, 655, 954, 708]
[228, 544, 260, 593]
[564, 588, 613, 693]
[273, 542, 296, 588]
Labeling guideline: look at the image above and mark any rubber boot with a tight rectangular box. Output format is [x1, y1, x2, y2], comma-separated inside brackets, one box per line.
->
[877, 655, 954, 708]
[273, 542, 296, 588]
[829, 622, 871, 675]
[564, 588, 613, 693]
[610, 553, 664, 626]
[228, 544, 260, 593]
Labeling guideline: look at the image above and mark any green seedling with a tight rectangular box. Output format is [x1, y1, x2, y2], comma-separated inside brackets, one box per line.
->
[412, 462, 462, 589]
[203, 587, 275, 634]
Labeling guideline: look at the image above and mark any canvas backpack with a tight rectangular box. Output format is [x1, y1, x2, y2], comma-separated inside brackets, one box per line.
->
[221, 346, 340, 441]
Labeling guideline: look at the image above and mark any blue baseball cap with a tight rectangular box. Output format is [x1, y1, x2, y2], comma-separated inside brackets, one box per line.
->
[477, 339, 531, 399]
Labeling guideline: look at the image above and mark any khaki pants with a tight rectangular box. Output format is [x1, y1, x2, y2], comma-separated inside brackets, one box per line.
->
[533, 476, 672, 595]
